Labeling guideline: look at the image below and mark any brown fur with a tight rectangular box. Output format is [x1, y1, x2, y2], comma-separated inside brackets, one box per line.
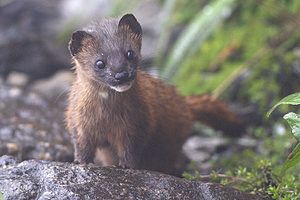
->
[66, 71, 193, 173]
[66, 14, 244, 174]
[186, 95, 244, 137]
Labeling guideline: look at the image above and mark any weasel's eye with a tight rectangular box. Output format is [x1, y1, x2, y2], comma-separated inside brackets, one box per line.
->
[126, 50, 135, 61]
[94, 60, 105, 70]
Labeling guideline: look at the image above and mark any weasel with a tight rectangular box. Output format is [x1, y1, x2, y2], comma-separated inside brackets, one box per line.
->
[66, 14, 244, 174]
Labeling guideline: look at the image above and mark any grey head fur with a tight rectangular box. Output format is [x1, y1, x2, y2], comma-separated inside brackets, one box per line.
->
[69, 14, 142, 92]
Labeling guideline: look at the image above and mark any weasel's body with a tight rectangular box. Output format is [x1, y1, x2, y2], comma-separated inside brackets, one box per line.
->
[66, 14, 244, 174]
[67, 71, 192, 172]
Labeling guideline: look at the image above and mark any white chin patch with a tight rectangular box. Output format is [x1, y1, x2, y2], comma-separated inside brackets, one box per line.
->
[110, 82, 133, 92]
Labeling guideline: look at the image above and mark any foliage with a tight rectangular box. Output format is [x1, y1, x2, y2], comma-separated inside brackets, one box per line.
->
[158, 0, 300, 117]
[267, 92, 300, 117]
[183, 92, 300, 199]
[161, 0, 236, 79]
[267, 92, 300, 172]
[183, 133, 300, 199]
[110, 0, 140, 16]
[224, 161, 300, 199]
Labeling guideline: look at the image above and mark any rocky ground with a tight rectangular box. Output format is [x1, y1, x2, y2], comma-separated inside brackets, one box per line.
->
[0, 156, 268, 200]
[0, 77, 73, 162]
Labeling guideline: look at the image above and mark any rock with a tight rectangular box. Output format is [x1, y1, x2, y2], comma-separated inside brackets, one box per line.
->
[183, 135, 261, 173]
[0, 156, 267, 200]
[30, 70, 74, 101]
[0, 84, 73, 162]
[0, 155, 18, 166]
[183, 136, 227, 161]
[0, 0, 70, 81]
[183, 136, 228, 172]
[6, 72, 30, 87]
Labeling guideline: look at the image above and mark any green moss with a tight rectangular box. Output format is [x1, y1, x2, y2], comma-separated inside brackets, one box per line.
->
[172, 0, 205, 24]
[170, 0, 300, 117]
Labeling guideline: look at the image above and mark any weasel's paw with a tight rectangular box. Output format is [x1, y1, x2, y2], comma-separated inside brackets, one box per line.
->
[87, 162, 97, 167]
[73, 160, 93, 165]
[73, 160, 80, 164]
[118, 162, 129, 169]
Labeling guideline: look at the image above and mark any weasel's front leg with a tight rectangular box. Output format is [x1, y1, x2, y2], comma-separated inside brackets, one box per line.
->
[73, 130, 97, 164]
[117, 136, 144, 169]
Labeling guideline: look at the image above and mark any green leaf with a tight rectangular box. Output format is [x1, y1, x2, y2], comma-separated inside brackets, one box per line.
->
[281, 143, 300, 173]
[267, 92, 300, 117]
[0, 192, 3, 200]
[162, 0, 236, 79]
[283, 112, 300, 141]
[283, 112, 300, 172]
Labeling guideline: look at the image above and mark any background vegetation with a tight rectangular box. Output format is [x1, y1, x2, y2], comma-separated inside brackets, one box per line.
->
[153, 0, 300, 198]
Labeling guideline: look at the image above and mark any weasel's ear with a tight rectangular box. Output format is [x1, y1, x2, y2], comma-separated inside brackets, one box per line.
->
[69, 30, 93, 56]
[118, 14, 142, 36]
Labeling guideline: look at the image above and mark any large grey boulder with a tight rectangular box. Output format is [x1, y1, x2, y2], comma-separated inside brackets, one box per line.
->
[0, 156, 267, 200]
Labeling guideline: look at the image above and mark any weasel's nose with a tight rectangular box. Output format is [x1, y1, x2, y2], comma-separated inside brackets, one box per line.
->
[114, 71, 130, 82]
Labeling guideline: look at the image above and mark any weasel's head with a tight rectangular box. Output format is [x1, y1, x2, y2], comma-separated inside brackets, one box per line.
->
[69, 14, 142, 92]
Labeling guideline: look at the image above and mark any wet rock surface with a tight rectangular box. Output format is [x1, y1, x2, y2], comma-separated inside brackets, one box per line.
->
[0, 156, 267, 200]
[0, 83, 73, 162]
